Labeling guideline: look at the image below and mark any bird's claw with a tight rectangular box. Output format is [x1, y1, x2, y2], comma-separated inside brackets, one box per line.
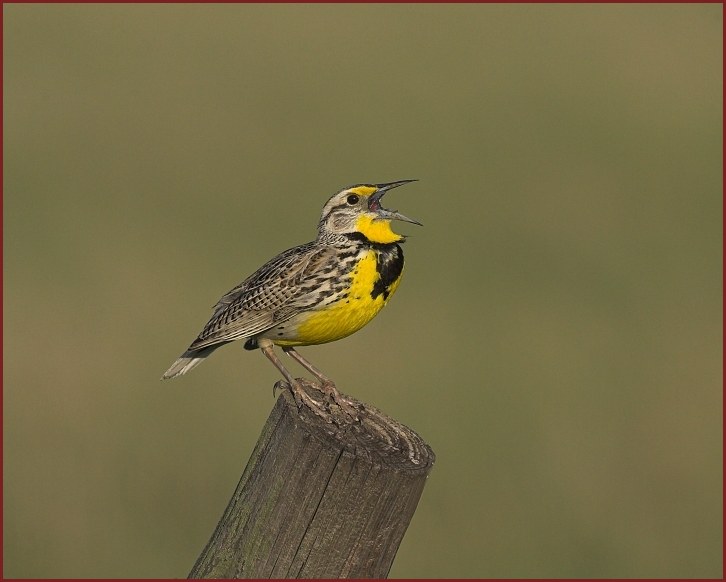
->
[273, 380, 288, 398]
[317, 380, 360, 421]
[272, 378, 360, 423]
[273, 379, 306, 410]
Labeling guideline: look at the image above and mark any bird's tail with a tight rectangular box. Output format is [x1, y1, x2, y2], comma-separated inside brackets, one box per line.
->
[161, 346, 219, 380]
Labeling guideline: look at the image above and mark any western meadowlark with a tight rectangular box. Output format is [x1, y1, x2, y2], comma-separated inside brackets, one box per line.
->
[162, 180, 421, 418]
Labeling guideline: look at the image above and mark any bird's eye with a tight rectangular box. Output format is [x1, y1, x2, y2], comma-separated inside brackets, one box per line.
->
[346, 194, 360, 205]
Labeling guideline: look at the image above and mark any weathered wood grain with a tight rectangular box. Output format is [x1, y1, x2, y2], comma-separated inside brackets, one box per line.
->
[188, 384, 435, 579]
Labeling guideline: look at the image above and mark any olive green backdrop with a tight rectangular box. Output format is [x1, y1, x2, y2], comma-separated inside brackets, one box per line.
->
[3, 4, 722, 579]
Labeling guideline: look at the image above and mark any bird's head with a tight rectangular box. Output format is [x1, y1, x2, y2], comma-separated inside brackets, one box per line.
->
[318, 180, 422, 244]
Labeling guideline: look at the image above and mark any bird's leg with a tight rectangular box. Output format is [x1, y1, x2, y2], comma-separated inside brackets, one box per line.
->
[281, 346, 333, 385]
[258, 339, 325, 416]
[282, 346, 359, 419]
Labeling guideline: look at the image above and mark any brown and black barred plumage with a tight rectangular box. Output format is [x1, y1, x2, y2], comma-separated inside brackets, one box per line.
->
[162, 181, 421, 415]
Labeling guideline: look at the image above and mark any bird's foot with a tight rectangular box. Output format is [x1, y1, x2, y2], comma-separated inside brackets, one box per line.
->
[274, 378, 359, 424]
[273, 380, 286, 398]
[276, 379, 332, 420]
[317, 380, 360, 421]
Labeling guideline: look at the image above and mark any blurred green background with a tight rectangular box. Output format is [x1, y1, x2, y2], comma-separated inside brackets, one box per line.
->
[3, 4, 722, 578]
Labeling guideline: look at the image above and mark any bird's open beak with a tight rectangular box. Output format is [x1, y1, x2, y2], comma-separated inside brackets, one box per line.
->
[368, 180, 423, 226]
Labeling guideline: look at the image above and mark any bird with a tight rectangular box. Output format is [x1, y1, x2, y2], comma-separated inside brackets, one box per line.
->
[162, 180, 421, 418]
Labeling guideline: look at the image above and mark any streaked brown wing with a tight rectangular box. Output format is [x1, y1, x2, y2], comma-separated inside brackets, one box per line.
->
[188, 242, 337, 350]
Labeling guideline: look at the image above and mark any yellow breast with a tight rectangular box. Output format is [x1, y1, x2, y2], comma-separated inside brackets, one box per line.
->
[278, 250, 402, 346]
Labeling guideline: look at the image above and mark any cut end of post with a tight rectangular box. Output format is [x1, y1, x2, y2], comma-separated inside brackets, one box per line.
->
[279, 381, 436, 472]
[189, 381, 435, 579]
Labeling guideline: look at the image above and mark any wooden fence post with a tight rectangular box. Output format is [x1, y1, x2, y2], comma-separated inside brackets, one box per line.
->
[188, 385, 435, 579]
